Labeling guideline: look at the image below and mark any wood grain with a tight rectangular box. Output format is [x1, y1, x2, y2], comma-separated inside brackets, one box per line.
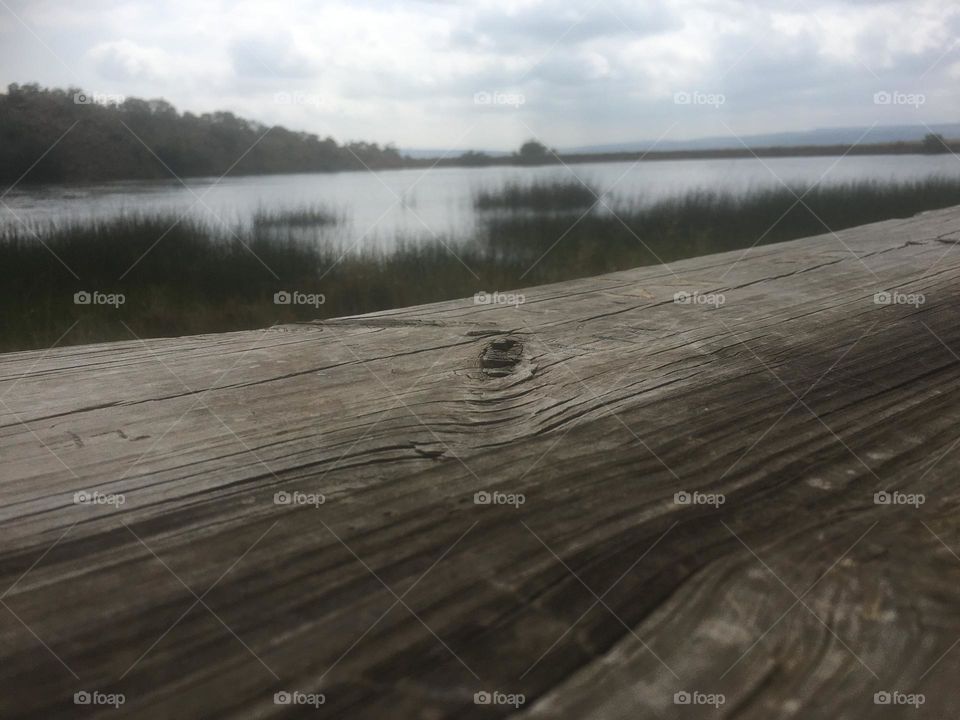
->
[2, 206, 960, 718]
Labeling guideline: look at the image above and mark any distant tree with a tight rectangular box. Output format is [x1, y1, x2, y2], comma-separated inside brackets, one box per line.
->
[921, 133, 949, 154]
[457, 150, 491, 166]
[515, 139, 552, 165]
[148, 99, 177, 115]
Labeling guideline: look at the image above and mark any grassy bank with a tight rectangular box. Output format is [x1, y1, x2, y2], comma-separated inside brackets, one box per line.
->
[2, 176, 958, 352]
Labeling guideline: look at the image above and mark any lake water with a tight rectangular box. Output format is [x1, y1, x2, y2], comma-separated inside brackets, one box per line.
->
[4, 154, 959, 250]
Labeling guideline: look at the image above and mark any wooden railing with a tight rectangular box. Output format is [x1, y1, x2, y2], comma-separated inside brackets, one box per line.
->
[2, 205, 960, 718]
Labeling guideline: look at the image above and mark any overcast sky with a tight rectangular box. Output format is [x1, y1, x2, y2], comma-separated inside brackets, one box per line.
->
[1, 0, 958, 150]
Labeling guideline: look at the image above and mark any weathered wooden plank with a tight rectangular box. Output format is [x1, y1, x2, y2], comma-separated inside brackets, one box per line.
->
[2, 206, 960, 718]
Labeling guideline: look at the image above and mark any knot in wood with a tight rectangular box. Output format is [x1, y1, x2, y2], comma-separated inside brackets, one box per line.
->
[479, 337, 524, 377]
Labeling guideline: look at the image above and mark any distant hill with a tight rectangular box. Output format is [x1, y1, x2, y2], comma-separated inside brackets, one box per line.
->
[5, 83, 956, 183]
[0, 83, 406, 184]
[402, 124, 960, 159]
[561, 124, 960, 155]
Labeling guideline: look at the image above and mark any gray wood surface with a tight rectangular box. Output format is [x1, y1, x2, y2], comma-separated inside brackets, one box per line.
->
[3, 205, 960, 718]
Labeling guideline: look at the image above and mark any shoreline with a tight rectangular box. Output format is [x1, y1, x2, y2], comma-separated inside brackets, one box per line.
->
[4, 143, 957, 189]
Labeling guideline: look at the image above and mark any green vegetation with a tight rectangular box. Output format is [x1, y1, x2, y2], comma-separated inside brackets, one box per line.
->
[6, 85, 957, 185]
[513, 140, 554, 165]
[2, 177, 958, 352]
[252, 205, 341, 229]
[481, 176, 960, 273]
[475, 179, 597, 210]
[922, 133, 950, 154]
[0, 84, 405, 184]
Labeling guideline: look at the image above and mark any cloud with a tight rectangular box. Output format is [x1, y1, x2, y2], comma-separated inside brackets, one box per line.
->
[1, 0, 958, 148]
[229, 33, 320, 79]
[529, 50, 614, 85]
[452, 0, 679, 52]
[88, 39, 172, 82]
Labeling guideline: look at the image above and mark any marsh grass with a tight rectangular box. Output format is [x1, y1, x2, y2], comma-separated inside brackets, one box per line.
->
[475, 179, 597, 210]
[2, 176, 958, 351]
[480, 177, 960, 278]
[251, 204, 341, 229]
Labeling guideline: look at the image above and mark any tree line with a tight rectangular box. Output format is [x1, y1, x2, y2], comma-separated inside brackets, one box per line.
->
[2, 83, 953, 185]
[0, 83, 406, 184]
